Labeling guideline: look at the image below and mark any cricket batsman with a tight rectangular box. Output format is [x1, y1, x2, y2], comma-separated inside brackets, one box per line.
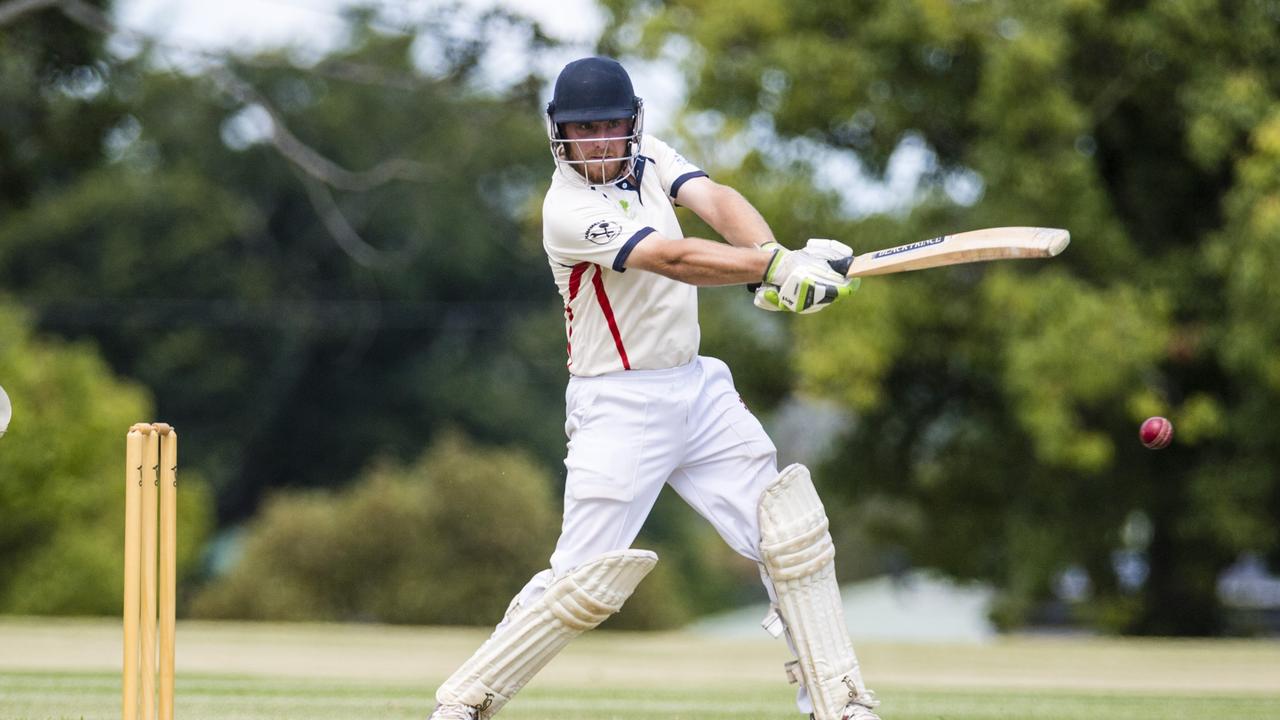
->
[429, 56, 881, 720]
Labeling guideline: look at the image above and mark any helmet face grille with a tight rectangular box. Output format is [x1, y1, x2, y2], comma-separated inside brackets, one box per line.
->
[546, 102, 646, 185]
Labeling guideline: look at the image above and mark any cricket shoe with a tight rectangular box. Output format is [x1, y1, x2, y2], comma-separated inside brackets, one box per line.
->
[838, 689, 881, 720]
[428, 703, 476, 720]
[807, 690, 881, 720]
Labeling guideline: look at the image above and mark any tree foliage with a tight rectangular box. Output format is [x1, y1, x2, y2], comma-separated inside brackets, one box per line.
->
[603, 0, 1280, 634]
[0, 301, 213, 614]
[189, 432, 562, 624]
[0, 5, 569, 526]
[0, 2, 758, 625]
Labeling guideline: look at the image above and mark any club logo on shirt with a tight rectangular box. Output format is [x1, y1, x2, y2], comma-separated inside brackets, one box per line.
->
[585, 220, 622, 245]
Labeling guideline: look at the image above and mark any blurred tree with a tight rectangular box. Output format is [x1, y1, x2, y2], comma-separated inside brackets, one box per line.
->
[0, 0, 119, 214]
[0, 2, 769, 624]
[0, 4, 568, 526]
[603, 0, 1280, 634]
[191, 432, 559, 625]
[0, 300, 212, 614]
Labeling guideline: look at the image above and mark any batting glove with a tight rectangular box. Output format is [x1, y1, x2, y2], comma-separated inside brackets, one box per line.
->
[755, 240, 860, 314]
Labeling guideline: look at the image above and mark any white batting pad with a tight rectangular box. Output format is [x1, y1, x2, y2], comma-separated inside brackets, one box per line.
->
[758, 464, 873, 720]
[435, 549, 658, 717]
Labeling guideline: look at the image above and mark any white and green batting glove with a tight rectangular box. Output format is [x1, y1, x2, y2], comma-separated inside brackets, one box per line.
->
[757, 241, 860, 313]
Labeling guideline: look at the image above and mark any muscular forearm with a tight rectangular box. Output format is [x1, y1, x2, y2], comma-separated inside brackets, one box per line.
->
[630, 236, 770, 286]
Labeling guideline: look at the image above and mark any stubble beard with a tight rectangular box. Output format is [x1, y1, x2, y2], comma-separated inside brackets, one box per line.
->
[566, 141, 626, 185]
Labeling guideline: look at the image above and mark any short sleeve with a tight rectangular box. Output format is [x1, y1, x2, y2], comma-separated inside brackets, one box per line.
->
[543, 190, 656, 272]
[645, 136, 708, 200]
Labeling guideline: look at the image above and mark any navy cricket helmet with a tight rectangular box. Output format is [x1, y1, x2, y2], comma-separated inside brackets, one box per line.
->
[545, 57, 645, 184]
[547, 56, 640, 123]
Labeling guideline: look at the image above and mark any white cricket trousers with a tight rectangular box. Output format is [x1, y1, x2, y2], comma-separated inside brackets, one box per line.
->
[550, 355, 778, 575]
[489, 357, 818, 716]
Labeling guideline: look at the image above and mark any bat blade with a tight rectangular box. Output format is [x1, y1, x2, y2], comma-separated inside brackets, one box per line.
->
[844, 226, 1069, 278]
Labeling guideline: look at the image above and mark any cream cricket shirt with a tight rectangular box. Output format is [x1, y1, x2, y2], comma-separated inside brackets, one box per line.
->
[543, 135, 709, 377]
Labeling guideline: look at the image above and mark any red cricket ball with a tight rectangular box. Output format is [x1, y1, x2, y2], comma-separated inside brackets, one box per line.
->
[1140, 416, 1173, 450]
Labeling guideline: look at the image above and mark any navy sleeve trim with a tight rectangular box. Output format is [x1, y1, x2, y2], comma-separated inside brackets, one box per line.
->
[670, 170, 709, 199]
[613, 227, 656, 272]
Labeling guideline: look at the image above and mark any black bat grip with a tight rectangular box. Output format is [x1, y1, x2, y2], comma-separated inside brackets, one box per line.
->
[828, 255, 854, 276]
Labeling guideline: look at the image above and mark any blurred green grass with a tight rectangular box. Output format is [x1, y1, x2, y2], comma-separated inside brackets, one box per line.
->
[4, 671, 1279, 720]
[1, 618, 1278, 719]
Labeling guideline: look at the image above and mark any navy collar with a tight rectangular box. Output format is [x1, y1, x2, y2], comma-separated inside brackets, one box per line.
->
[615, 155, 648, 191]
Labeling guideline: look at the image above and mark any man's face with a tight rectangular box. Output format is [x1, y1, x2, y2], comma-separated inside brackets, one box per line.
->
[562, 118, 633, 184]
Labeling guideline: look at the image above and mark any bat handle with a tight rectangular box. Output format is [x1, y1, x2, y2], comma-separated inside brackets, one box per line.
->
[828, 255, 854, 276]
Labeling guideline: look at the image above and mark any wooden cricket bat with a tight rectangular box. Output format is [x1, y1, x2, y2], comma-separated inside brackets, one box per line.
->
[839, 226, 1069, 278]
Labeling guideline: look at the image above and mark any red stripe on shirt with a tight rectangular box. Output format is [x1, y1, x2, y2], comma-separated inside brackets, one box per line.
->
[565, 262, 589, 368]
[591, 265, 631, 370]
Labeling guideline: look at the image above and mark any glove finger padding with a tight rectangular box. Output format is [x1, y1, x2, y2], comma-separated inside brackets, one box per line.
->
[753, 284, 785, 312]
[803, 238, 855, 277]
[802, 238, 854, 261]
[776, 270, 857, 314]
